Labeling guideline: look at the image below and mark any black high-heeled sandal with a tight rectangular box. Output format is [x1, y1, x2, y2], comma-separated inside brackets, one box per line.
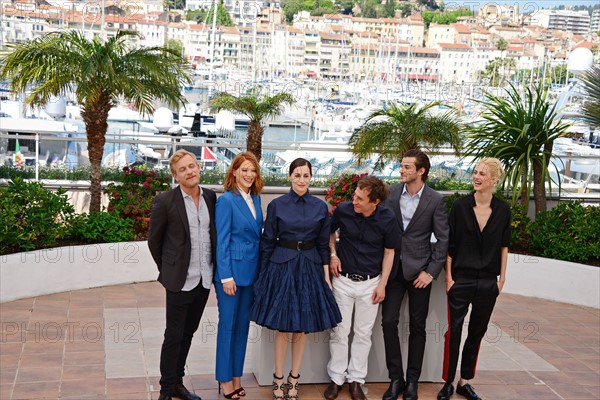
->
[285, 371, 300, 400]
[272, 373, 285, 400]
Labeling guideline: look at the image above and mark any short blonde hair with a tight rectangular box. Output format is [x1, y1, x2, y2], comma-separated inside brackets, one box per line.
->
[169, 150, 199, 174]
[477, 157, 504, 183]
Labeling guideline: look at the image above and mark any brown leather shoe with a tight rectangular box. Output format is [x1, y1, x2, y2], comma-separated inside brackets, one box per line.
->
[324, 380, 343, 400]
[348, 382, 366, 400]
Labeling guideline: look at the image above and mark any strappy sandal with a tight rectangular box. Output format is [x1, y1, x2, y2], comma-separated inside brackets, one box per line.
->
[285, 371, 300, 400]
[234, 387, 246, 397]
[272, 373, 286, 400]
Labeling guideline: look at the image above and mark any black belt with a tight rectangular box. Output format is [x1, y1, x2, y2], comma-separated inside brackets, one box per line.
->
[342, 272, 380, 282]
[277, 239, 315, 251]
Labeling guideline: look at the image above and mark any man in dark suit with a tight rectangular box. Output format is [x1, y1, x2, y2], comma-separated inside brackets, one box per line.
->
[381, 149, 449, 400]
[148, 149, 217, 400]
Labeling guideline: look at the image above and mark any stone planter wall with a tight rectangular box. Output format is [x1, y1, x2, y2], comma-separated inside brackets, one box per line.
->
[0, 241, 156, 303]
[1, 245, 598, 308]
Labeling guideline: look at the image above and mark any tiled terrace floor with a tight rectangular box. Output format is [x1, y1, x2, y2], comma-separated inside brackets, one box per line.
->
[0, 281, 598, 399]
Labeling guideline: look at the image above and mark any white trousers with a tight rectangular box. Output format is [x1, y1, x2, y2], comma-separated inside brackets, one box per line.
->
[327, 275, 381, 385]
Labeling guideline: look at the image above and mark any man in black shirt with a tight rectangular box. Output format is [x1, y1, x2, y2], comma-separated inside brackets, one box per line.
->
[382, 149, 449, 400]
[324, 176, 400, 400]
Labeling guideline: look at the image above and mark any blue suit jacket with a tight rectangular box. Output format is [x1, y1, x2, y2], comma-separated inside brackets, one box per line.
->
[214, 190, 263, 286]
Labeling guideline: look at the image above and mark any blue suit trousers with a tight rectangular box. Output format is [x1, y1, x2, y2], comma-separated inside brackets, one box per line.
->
[215, 282, 255, 382]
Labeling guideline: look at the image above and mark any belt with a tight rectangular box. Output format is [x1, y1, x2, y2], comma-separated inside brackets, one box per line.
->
[342, 272, 380, 282]
[277, 239, 315, 251]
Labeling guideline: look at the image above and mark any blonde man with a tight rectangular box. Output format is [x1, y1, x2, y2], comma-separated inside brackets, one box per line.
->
[148, 150, 217, 400]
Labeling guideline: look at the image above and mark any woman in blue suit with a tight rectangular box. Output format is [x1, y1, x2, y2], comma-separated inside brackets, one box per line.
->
[215, 152, 263, 399]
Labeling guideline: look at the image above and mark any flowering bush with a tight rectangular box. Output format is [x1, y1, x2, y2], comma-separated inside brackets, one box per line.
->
[325, 173, 368, 213]
[106, 166, 171, 236]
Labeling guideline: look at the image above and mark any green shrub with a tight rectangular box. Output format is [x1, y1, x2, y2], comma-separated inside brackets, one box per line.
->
[0, 177, 75, 254]
[529, 201, 600, 264]
[510, 203, 532, 253]
[70, 212, 136, 243]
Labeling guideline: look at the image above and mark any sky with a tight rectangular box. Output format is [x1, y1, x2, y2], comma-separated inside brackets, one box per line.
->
[445, 0, 600, 11]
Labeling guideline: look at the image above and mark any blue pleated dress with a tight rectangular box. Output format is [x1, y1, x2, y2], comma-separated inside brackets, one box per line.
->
[250, 190, 342, 333]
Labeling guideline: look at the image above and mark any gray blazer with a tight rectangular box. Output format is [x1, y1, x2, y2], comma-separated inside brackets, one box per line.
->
[384, 183, 449, 281]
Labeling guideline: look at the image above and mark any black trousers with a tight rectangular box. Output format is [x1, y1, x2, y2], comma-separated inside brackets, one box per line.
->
[160, 282, 210, 395]
[442, 277, 498, 383]
[381, 271, 432, 382]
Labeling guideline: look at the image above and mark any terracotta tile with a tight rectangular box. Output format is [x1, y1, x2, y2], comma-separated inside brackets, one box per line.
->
[0, 383, 13, 400]
[22, 341, 64, 354]
[0, 354, 21, 370]
[60, 378, 106, 397]
[68, 307, 105, 319]
[0, 298, 35, 310]
[11, 380, 60, 399]
[61, 395, 107, 399]
[16, 366, 62, 383]
[64, 338, 105, 352]
[1, 309, 32, 322]
[532, 371, 574, 385]
[0, 319, 29, 338]
[106, 377, 150, 395]
[65, 322, 105, 341]
[551, 384, 599, 399]
[189, 374, 219, 390]
[511, 384, 561, 398]
[0, 342, 24, 355]
[0, 368, 17, 385]
[19, 352, 63, 369]
[62, 364, 106, 381]
[494, 371, 542, 385]
[565, 370, 600, 387]
[107, 392, 149, 399]
[63, 350, 105, 366]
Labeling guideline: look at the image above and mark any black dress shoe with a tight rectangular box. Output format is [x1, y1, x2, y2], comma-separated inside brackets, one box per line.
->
[324, 380, 343, 400]
[383, 378, 406, 400]
[456, 383, 481, 400]
[348, 381, 366, 400]
[403, 381, 418, 400]
[172, 383, 202, 400]
[158, 394, 172, 400]
[437, 382, 454, 400]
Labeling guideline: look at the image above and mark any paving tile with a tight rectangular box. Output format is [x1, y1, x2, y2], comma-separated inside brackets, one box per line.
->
[0, 383, 13, 399]
[60, 378, 106, 397]
[63, 350, 105, 366]
[11, 380, 60, 399]
[19, 352, 63, 369]
[0, 342, 23, 356]
[0, 368, 17, 385]
[551, 384, 600, 399]
[106, 377, 150, 395]
[21, 340, 64, 354]
[15, 366, 62, 383]
[62, 364, 105, 381]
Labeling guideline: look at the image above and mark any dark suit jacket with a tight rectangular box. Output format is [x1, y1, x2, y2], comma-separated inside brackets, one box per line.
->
[384, 183, 449, 281]
[148, 185, 217, 292]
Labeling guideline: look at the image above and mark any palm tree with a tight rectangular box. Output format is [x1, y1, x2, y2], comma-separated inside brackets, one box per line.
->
[348, 101, 463, 170]
[208, 88, 295, 162]
[465, 83, 571, 215]
[0, 30, 191, 213]
[580, 65, 600, 128]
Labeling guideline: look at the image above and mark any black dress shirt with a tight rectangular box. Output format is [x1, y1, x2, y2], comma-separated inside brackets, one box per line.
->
[331, 201, 401, 276]
[448, 194, 511, 278]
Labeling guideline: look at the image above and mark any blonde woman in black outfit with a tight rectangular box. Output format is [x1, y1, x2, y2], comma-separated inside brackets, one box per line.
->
[438, 158, 511, 400]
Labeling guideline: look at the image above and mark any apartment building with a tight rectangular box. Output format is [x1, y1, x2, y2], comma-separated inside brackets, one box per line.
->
[591, 9, 600, 34]
[436, 43, 474, 83]
[530, 9, 591, 36]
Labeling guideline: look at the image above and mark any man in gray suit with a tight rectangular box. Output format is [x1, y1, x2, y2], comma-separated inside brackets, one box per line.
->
[148, 149, 216, 400]
[381, 149, 449, 400]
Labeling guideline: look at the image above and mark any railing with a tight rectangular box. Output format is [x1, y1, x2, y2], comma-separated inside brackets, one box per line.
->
[1, 128, 599, 202]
